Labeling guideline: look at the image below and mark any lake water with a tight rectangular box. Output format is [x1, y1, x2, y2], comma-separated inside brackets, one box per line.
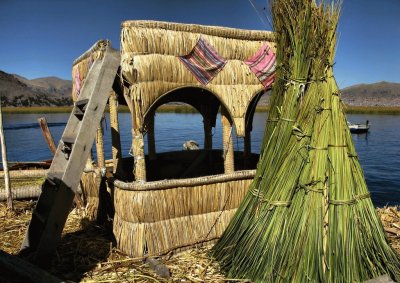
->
[1, 112, 399, 207]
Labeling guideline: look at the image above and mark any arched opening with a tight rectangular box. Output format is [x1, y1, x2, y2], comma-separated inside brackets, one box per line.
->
[142, 87, 227, 181]
[242, 88, 272, 164]
[144, 86, 221, 153]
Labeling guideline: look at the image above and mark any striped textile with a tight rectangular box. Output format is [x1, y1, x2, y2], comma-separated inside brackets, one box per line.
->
[75, 68, 81, 97]
[245, 43, 276, 89]
[179, 37, 226, 85]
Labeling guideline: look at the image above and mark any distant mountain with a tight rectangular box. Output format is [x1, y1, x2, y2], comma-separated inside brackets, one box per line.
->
[0, 70, 72, 107]
[341, 81, 400, 107]
[1, 70, 399, 108]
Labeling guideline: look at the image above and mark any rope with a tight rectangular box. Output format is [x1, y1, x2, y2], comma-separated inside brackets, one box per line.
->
[298, 180, 325, 193]
[292, 126, 311, 140]
[328, 144, 347, 148]
[247, 0, 269, 29]
[347, 152, 358, 158]
[329, 193, 371, 205]
[280, 117, 296, 122]
[250, 188, 291, 207]
[307, 144, 347, 151]
[315, 106, 332, 114]
[222, 126, 233, 161]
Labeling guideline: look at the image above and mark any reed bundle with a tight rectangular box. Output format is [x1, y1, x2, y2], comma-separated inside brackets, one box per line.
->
[113, 173, 254, 257]
[212, 1, 400, 282]
[0, 185, 41, 201]
[0, 170, 46, 200]
[120, 21, 275, 136]
[0, 169, 47, 179]
[80, 170, 101, 221]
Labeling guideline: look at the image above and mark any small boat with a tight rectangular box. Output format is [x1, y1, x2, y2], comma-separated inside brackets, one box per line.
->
[348, 120, 370, 134]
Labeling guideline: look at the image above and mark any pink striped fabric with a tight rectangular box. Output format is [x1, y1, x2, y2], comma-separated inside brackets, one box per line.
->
[245, 43, 276, 89]
[75, 68, 81, 97]
[179, 37, 226, 85]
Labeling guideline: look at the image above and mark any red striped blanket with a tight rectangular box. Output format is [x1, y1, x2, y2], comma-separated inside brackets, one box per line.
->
[179, 37, 226, 85]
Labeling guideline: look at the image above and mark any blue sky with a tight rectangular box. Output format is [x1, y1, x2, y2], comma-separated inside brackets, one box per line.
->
[0, 0, 399, 88]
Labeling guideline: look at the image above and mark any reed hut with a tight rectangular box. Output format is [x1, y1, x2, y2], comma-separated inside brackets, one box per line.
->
[72, 21, 277, 257]
[115, 21, 277, 257]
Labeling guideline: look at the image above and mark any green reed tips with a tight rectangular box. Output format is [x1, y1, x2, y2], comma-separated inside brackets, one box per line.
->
[212, 0, 400, 282]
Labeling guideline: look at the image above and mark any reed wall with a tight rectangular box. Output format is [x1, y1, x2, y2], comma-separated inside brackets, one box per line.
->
[113, 170, 255, 257]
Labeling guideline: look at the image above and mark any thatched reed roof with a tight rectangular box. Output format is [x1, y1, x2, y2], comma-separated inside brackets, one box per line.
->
[121, 20, 276, 137]
[121, 20, 274, 41]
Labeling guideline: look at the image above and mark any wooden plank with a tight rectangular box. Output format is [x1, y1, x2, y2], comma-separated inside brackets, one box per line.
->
[20, 45, 120, 265]
[62, 47, 120, 192]
[0, 249, 63, 283]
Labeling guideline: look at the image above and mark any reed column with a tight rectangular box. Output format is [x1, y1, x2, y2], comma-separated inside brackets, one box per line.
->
[130, 89, 147, 182]
[95, 122, 106, 176]
[132, 131, 146, 181]
[147, 111, 156, 160]
[109, 92, 122, 175]
[244, 129, 251, 168]
[203, 117, 213, 150]
[221, 107, 234, 173]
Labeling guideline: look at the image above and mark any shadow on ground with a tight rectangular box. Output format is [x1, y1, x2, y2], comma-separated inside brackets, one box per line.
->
[50, 218, 115, 282]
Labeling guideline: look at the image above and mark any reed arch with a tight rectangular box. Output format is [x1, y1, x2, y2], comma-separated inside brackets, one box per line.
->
[143, 86, 222, 153]
[243, 89, 272, 157]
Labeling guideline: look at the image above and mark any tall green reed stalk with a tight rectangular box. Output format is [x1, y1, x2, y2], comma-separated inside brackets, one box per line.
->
[212, 1, 400, 282]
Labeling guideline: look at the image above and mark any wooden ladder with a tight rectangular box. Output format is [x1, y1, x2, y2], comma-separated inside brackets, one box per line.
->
[19, 45, 120, 264]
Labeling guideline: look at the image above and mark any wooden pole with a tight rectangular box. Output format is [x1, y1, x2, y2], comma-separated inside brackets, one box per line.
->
[38, 117, 57, 155]
[0, 97, 12, 210]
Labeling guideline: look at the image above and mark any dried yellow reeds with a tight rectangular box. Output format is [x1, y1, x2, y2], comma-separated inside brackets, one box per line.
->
[1, 201, 399, 282]
[120, 20, 275, 137]
[113, 172, 255, 257]
[121, 20, 274, 58]
[80, 170, 101, 221]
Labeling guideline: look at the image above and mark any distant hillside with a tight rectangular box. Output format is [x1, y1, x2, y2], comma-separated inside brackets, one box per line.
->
[341, 81, 400, 107]
[0, 70, 72, 107]
[1, 70, 399, 108]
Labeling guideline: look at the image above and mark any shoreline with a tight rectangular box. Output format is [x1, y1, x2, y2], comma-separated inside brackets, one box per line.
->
[2, 105, 400, 114]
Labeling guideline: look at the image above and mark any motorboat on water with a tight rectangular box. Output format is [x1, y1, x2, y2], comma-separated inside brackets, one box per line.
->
[348, 120, 370, 134]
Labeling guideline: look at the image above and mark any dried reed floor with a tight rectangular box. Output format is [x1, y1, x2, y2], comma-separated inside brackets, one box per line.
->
[0, 201, 399, 282]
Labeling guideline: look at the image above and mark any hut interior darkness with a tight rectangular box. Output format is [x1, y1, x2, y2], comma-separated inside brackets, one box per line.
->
[72, 21, 277, 257]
